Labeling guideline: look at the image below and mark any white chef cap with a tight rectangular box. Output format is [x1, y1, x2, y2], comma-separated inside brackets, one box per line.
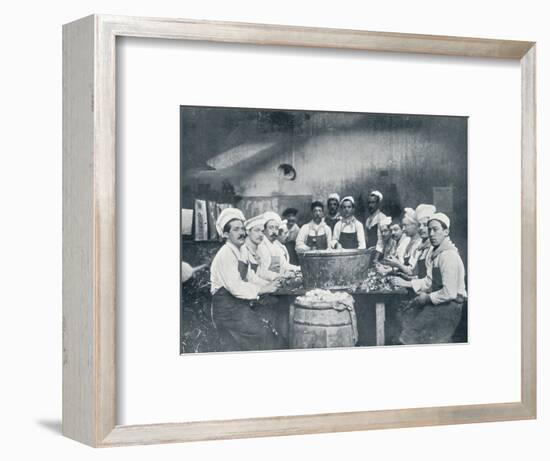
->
[415, 204, 437, 222]
[429, 212, 451, 229]
[216, 207, 245, 236]
[380, 215, 392, 227]
[328, 193, 340, 202]
[370, 190, 383, 201]
[340, 196, 355, 206]
[244, 214, 266, 231]
[262, 211, 282, 227]
[402, 207, 418, 225]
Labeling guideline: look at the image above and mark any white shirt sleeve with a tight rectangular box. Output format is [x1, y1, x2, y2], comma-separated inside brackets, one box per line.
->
[331, 221, 341, 248]
[395, 235, 410, 263]
[375, 226, 384, 253]
[429, 251, 462, 305]
[411, 264, 433, 293]
[255, 241, 280, 281]
[356, 221, 366, 249]
[295, 224, 310, 252]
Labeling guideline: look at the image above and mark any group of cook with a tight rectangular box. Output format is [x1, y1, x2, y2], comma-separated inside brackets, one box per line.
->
[205, 190, 467, 350]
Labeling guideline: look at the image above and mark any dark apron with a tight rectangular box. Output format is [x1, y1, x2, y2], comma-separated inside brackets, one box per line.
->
[211, 288, 279, 351]
[210, 259, 280, 351]
[366, 224, 379, 249]
[417, 257, 427, 279]
[325, 216, 339, 232]
[339, 231, 358, 249]
[284, 241, 299, 265]
[306, 231, 328, 250]
[399, 263, 463, 345]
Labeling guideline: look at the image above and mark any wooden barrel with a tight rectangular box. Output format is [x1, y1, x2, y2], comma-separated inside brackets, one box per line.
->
[290, 297, 358, 349]
[299, 249, 372, 289]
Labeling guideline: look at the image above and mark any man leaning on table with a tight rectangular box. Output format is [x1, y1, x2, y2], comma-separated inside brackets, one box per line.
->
[391, 212, 467, 344]
[209, 208, 280, 351]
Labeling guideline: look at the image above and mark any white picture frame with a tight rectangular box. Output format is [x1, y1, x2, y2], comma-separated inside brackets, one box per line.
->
[62, 14, 536, 447]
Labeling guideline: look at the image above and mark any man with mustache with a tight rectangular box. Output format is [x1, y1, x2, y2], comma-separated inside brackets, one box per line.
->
[324, 193, 342, 232]
[210, 208, 280, 351]
[391, 212, 467, 344]
[257, 211, 300, 281]
[295, 201, 332, 252]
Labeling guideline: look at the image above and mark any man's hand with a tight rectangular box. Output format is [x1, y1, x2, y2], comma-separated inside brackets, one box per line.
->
[390, 276, 412, 289]
[376, 263, 392, 276]
[412, 293, 431, 307]
[382, 256, 401, 269]
[258, 281, 279, 295]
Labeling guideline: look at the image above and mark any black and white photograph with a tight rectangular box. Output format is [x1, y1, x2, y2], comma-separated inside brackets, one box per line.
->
[180, 106, 468, 353]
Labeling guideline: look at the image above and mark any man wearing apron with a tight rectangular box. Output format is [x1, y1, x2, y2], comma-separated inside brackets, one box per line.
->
[391, 212, 467, 344]
[295, 201, 332, 252]
[241, 213, 290, 346]
[324, 193, 342, 232]
[210, 208, 280, 351]
[278, 208, 300, 265]
[411, 204, 436, 279]
[331, 196, 366, 250]
[257, 211, 301, 282]
[365, 190, 388, 255]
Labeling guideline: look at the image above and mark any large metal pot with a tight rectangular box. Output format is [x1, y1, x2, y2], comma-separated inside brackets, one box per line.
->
[299, 249, 372, 289]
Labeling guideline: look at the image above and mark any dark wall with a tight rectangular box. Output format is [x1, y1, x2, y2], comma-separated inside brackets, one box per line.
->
[181, 107, 468, 264]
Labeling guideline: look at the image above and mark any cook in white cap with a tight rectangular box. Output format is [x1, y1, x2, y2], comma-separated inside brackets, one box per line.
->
[381, 207, 423, 277]
[240, 214, 267, 277]
[391, 211, 467, 345]
[256, 211, 301, 281]
[331, 196, 366, 250]
[295, 201, 333, 252]
[209, 208, 280, 351]
[325, 193, 342, 232]
[365, 190, 388, 255]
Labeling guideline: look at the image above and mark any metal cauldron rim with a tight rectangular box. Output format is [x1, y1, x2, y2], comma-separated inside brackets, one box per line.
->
[300, 248, 370, 258]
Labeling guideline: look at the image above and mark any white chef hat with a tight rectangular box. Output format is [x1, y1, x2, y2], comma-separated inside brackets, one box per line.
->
[370, 190, 383, 201]
[328, 192, 340, 202]
[216, 207, 245, 236]
[262, 211, 282, 227]
[340, 196, 355, 206]
[415, 204, 437, 222]
[244, 214, 266, 232]
[429, 212, 451, 229]
[380, 215, 392, 227]
[402, 207, 418, 224]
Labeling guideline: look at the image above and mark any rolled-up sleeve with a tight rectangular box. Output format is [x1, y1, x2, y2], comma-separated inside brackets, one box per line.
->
[429, 252, 460, 305]
[375, 226, 384, 253]
[331, 221, 341, 248]
[411, 268, 432, 293]
[295, 224, 310, 252]
[356, 222, 366, 249]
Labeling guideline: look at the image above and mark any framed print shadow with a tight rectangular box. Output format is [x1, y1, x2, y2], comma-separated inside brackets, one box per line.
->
[63, 15, 536, 447]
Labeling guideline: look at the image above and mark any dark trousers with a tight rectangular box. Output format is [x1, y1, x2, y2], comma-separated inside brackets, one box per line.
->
[212, 288, 282, 352]
[399, 300, 463, 345]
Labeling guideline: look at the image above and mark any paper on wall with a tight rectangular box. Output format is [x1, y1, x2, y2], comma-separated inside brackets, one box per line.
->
[194, 200, 208, 241]
[181, 209, 193, 235]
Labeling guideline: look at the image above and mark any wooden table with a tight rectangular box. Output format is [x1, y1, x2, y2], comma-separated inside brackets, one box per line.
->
[273, 288, 408, 346]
